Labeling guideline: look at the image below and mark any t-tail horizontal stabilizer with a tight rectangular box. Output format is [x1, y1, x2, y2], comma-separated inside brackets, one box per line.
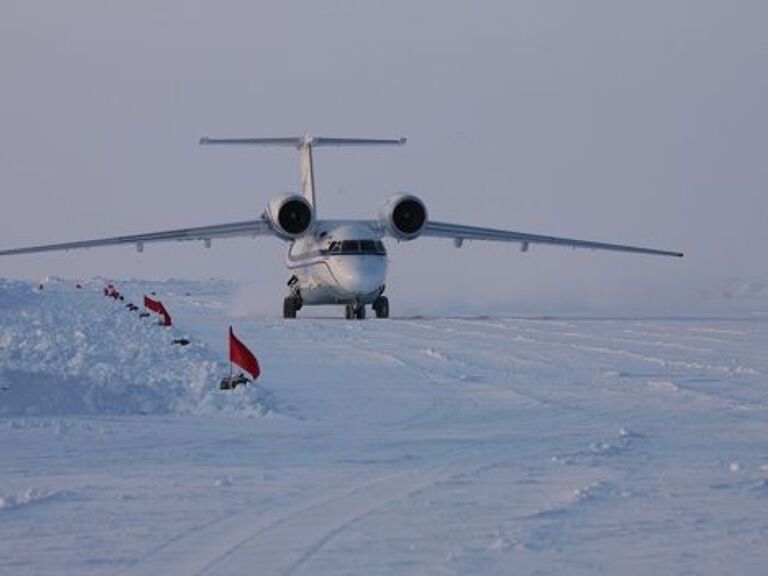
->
[199, 134, 406, 213]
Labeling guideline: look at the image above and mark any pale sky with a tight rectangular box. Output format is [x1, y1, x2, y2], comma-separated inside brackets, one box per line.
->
[2, 1, 767, 315]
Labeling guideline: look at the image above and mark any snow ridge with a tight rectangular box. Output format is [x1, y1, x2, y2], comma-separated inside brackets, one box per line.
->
[0, 279, 271, 416]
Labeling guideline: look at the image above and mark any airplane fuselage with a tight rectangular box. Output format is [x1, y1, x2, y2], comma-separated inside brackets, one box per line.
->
[286, 221, 388, 307]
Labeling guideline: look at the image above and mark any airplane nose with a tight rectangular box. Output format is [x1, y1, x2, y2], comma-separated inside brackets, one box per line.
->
[335, 258, 386, 296]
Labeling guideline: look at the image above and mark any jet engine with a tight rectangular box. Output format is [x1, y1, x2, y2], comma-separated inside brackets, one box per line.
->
[264, 195, 314, 240]
[377, 194, 428, 241]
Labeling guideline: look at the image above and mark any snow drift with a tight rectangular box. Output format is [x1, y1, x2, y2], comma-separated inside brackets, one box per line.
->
[0, 279, 271, 416]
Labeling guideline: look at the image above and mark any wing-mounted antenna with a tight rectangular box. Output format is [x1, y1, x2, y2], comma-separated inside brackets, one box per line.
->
[199, 134, 406, 213]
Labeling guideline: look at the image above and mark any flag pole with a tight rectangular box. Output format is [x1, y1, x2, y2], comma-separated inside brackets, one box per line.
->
[228, 326, 233, 381]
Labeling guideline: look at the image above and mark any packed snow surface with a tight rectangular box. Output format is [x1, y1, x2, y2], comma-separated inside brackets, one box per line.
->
[1, 279, 768, 575]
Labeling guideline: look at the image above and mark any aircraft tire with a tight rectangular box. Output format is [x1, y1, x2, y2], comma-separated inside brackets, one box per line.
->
[373, 296, 389, 319]
[345, 304, 365, 320]
[283, 296, 298, 319]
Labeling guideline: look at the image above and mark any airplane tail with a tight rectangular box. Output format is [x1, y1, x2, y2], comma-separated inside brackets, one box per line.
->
[199, 135, 406, 212]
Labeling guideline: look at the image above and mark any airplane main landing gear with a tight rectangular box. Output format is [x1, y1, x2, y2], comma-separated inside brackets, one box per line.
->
[373, 296, 389, 319]
[345, 303, 366, 320]
[283, 295, 302, 319]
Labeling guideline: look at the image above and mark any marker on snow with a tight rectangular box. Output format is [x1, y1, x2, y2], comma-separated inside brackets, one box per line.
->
[105, 284, 122, 299]
[220, 326, 260, 390]
[143, 295, 172, 327]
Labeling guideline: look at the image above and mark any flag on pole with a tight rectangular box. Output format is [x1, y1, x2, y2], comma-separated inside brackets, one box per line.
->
[144, 295, 173, 327]
[144, 295, 161, 313]
[229, 326, 261, 380]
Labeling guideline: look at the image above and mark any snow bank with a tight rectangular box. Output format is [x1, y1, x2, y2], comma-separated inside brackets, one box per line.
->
[0, 279, 271, 416]
[0, 487, 68, 511]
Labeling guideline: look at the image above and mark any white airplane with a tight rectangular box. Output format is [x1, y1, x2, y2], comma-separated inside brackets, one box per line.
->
[0, 135, 683, 319]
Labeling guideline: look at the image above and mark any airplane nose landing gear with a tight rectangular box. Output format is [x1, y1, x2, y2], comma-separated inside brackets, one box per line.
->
[343, 297, 388, 320]
[345, 303, 366, 320]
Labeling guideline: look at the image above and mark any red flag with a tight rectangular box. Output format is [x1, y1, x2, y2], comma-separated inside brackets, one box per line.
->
[144, 295, 172, 326]
[229, 326, 260, 380]
[144, 295, 162, 313]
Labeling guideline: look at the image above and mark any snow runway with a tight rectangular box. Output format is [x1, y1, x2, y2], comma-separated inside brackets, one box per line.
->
[2, 280, 767, 575]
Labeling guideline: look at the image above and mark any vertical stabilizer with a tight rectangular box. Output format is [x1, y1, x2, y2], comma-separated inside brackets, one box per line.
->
[298, 135, 317, 210]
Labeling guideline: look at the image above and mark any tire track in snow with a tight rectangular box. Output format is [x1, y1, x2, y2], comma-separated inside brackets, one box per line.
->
[205, 451, 515, 576]
[372, 320, 602, 428]
[117, 451, 505, 576]
[456, 318, 763, 374]
[447, 318, 767, 413]
[115, 472, 374, 576]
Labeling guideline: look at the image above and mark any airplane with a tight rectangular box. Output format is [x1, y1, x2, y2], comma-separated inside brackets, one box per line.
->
[0, 135, 683, 319]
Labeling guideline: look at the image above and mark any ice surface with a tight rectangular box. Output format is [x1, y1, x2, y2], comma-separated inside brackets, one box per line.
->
[1, 279, 768, 575]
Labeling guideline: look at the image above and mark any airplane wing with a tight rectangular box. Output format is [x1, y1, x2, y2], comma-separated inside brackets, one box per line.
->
[422, 221, 683, 258]
[0, 218, 273, 257]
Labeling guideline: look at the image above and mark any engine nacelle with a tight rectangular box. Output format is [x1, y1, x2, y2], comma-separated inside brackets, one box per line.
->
[377, 194, 428, 241]
[264, 195, 314, 240]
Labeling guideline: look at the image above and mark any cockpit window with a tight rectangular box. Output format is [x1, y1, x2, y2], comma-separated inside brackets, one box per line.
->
[360, 240, 376, 252]
[327, 239, 387, 255]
